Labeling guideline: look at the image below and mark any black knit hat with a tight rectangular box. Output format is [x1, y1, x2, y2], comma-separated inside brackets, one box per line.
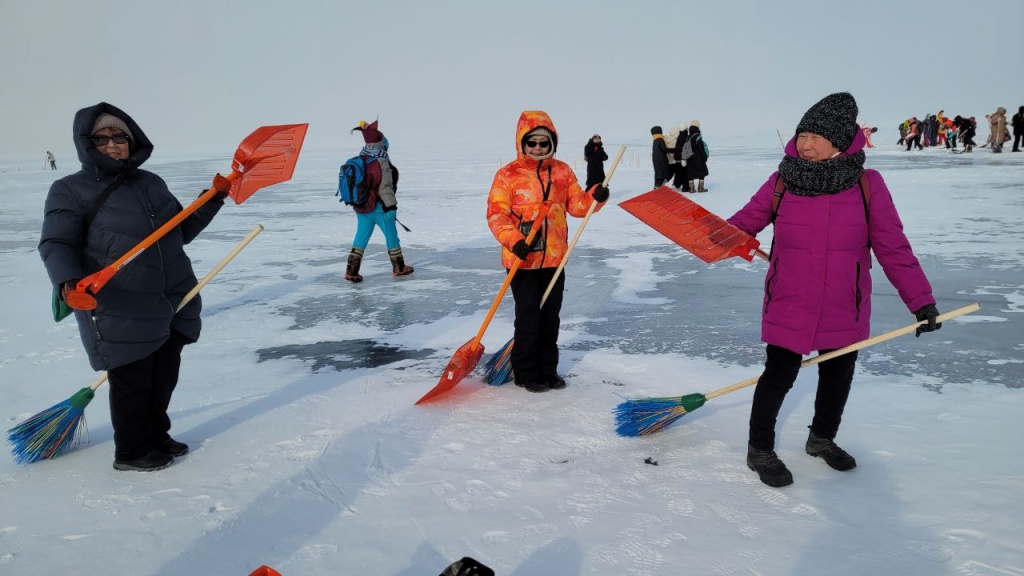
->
[795, 92, 858, 151]
[651, 126, 663, 135]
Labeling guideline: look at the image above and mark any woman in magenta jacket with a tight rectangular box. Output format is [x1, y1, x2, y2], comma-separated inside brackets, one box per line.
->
[726, 92, 942, 488]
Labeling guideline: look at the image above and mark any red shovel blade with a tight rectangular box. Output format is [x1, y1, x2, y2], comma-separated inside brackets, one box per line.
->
[619, 186, 761, 263]
[416, 339, 485, 405]
[229, 123, 309, 203]
[248, 567, 283, 576]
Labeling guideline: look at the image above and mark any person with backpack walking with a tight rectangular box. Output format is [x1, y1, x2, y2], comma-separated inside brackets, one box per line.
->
[684, 120, 710, 192]
[724, 92, 942, 488]
[487, 110, 609, 393]
[342, 120, 413, 282]
[583, 134, 608, 189]
[39, 102, 230, 472]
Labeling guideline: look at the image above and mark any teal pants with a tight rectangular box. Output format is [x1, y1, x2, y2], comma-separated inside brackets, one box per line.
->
[352, 205, 401, 250]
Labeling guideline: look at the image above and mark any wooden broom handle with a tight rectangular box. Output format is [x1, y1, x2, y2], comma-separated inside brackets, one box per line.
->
[89, 224, 265, 392]
[705, 302, 981, 400]
[539, 145, 626, 305]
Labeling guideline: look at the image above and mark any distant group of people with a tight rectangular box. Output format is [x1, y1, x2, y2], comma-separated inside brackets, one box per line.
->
[898, 106, 1023, 153]
[650, 121, 710, 192]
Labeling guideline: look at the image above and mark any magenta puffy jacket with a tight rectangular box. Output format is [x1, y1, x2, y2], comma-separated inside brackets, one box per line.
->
[727, 131, 935, 355]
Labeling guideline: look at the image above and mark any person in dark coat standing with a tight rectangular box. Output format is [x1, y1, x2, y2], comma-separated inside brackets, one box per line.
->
[39, 102, 229, 472]
[1011, 106, 1023, 152]
[685, 121, 710, 192]
[650, 126, 671, 187]
[583, 134, 608, 189]
[726, 92, 941, 488]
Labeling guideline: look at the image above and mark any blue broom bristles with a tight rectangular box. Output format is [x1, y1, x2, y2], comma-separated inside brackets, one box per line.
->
[482, 338, 515, 386]
[614, 397, 689, 437]
[7, 387, 94, 464]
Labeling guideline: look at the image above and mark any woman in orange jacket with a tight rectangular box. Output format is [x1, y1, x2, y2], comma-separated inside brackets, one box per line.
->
[486, 110, 609, 392]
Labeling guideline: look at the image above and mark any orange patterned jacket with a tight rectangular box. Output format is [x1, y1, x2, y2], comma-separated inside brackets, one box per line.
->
[487, 110, 602, 270]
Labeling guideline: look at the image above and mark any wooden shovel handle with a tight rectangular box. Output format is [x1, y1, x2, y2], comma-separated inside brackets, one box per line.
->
[705, 302, 981, 400]
[88, 224, 264, 392]
[539, 145, 626, 305]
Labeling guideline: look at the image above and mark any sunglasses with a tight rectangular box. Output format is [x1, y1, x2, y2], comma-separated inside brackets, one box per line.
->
[525, 140, 551, 149]
[90, 134, 130, 146]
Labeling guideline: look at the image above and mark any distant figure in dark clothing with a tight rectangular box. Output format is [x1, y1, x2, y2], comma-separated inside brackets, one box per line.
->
[45, 151, 56, 170]
[650, 126, 671, 187]
[583, 134, 608, 189]
[684, 121, 710, 192]
[1011, 106, 1023, 152]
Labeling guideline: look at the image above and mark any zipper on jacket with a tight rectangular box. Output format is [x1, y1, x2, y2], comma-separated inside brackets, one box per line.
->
[855, 262, 862, 322]
[764, 256, 779, 314]
[535, 162, 552, 268]
[90, 311, 102, 341]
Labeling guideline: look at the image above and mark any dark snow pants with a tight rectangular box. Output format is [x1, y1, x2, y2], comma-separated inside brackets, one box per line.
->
[107, 331, 189, 460]
[510, 267, 565, 384]
[748, 344, 858, 451]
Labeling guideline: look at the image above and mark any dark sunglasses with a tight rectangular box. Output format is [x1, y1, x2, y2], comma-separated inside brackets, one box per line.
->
[90, 134, 130, 146]
[525, 140, 551, 149]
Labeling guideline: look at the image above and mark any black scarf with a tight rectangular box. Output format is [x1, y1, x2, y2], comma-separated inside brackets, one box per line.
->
[777, 150, 865, 196]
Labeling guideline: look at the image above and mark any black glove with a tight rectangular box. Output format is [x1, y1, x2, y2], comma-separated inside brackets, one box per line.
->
[383, 203, 397, 213]
[511, 239, 531, 260]
[592, 185, 610, 203]
[914, 304, 942, 337]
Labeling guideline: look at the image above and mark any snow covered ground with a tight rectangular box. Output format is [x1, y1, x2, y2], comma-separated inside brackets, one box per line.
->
[1, 139, 1022, 575]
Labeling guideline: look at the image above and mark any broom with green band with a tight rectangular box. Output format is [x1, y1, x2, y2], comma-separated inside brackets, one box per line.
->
[483, 145, 626, 385]
[615, 302, 981, 437]
[7, 224, 264, 463]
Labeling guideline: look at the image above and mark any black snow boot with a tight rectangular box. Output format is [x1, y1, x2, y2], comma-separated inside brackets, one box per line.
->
[113, 450, 173, 472]
[747, 444, 794, 487]
[805, 431, 857, 471]
[345, 247, 364, 283]
[388, 247, 414, 277]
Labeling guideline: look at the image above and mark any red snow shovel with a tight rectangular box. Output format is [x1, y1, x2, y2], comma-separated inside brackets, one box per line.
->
[64, 123, 308, 310]
[619, 187, 769, 263]
[416, 202, 552, 405]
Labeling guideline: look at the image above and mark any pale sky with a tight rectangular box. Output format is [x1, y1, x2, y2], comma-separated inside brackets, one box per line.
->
[2, 0, 1022, 160]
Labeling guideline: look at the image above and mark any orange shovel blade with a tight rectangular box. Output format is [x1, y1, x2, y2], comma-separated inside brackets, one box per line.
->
[248, 567, 283, 576]
[619, 186, 761, 263]
[229, 124, 309, 203]
[416, 340, 485, 405]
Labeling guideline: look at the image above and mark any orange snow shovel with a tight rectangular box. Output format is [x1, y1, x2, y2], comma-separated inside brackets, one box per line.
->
[416, 202, 552, 405]
[619, 187, 769, 263]
[64, 123, 309, 310]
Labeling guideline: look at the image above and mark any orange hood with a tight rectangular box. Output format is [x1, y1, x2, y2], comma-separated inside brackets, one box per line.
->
[515, 110, 559, 165]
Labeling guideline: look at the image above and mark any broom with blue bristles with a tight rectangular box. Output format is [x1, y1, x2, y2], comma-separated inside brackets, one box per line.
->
[614, 303, 981, 437]
[483, 145, 625, 385]
[7, 224, 264, 463]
